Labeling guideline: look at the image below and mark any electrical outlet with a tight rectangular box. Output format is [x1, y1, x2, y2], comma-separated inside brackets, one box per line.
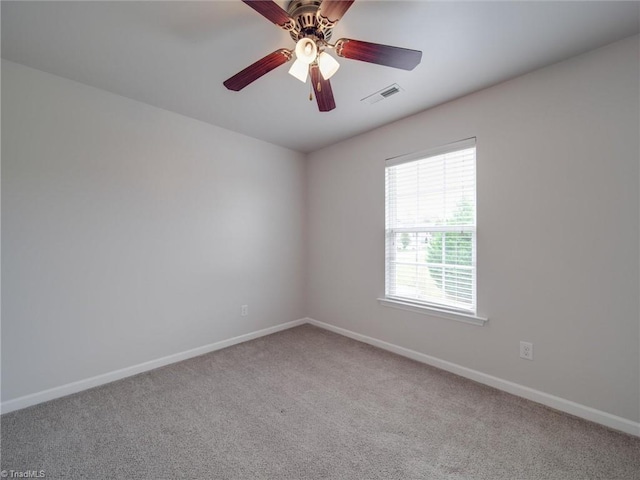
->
[520, 341, 533, 360]
[241, 305, 248, 316]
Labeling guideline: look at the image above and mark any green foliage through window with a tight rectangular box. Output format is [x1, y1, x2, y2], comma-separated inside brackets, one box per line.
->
[426, 198, 474, 303]
[400, 232, 411, 250]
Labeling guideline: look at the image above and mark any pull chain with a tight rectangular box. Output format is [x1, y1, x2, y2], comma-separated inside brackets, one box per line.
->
[309, 81, 313, 101]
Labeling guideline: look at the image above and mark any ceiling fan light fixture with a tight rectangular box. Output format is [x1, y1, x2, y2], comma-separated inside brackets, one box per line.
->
[317, 51, 340, 80]
[295, 37, 318, 64]
[224, 0, 423, 112]
[288, 58, 309, 83]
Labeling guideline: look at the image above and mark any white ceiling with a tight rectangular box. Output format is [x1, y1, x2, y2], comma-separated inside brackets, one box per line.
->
[2, 1, 639, 153]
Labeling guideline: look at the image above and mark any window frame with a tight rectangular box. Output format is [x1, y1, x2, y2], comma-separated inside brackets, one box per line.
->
[380, 138, 487, 326]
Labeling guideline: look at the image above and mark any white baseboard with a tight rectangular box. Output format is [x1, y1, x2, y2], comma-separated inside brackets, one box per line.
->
[307, 318, 640, 437]
[4, 316, 639, 438]
[1, 318, 307, 415]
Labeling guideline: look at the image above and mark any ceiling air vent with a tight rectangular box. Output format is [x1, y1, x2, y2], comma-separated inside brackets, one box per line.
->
[381, 85, 400, 97]
[361, 83, 403, 105]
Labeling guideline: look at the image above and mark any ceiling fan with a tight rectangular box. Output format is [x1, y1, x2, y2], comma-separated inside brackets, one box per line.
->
[223, 0, 422, 112]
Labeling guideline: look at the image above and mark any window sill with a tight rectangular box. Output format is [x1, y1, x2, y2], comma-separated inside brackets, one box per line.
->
[377, 297, 488, 326]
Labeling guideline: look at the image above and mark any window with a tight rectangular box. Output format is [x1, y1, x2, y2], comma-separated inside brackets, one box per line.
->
[384, 138, 477, 315]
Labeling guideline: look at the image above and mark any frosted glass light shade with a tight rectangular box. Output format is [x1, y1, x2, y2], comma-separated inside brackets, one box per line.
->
[318, 52, 340, 80]
[288, 59, 309, 83]
[295, 38, 318, 65]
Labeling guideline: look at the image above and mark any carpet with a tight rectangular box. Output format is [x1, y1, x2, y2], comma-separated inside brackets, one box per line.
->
[2, 324, 639, 479]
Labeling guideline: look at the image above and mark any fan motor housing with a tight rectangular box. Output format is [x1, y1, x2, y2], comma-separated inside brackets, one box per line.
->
[287, 0, 333, 42]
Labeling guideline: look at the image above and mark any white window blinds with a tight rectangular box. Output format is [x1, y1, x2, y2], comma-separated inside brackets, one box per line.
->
[385, 138, 477, 314]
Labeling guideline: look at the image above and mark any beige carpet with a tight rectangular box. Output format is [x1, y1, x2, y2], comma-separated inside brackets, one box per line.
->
[2, 324, 639, 479]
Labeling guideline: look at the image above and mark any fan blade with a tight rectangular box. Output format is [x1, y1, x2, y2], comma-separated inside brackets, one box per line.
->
[242, 0, 296, 31]
[317, 0, 355, 24]
[310, 64, 336, 112]
[335, 38, 422, 71]
[224, 49, 292, 91]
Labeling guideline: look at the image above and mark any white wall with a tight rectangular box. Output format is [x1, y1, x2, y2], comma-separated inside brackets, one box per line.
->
[307, 36, 640, 422]
[1, 60, 306, 402]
